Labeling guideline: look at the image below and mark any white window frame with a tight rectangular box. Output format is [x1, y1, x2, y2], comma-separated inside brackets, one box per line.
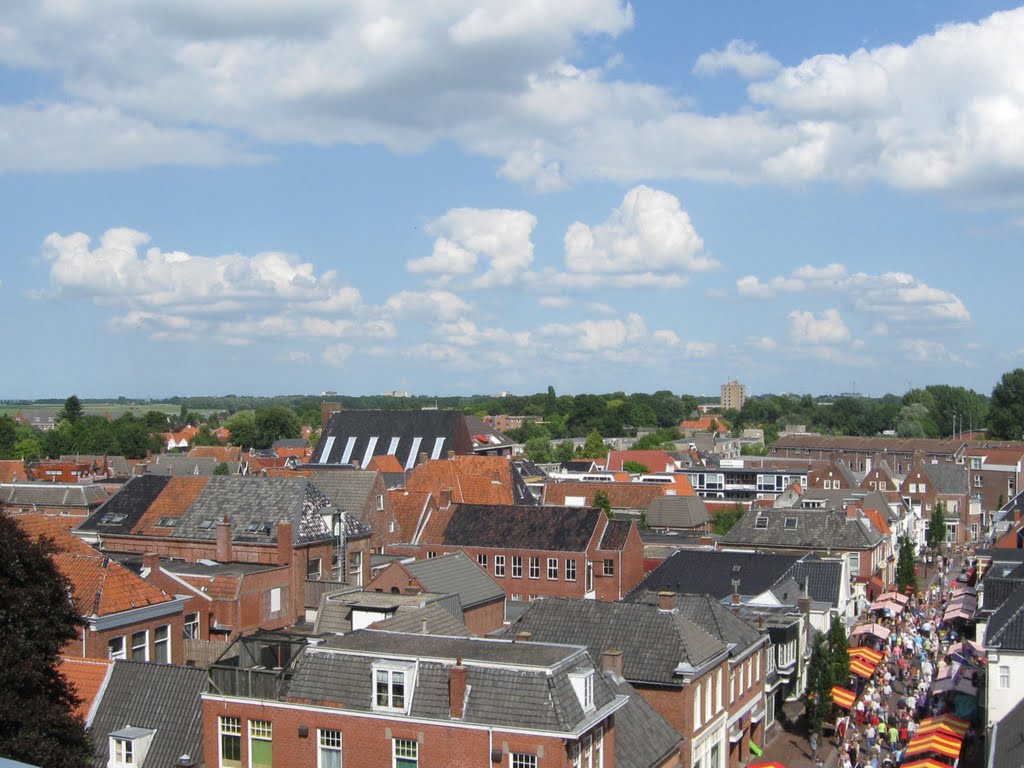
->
[249, 720, 273, 768]
[529, 557, 540, 579]
[511, 754, 537, 768]
[153, 624, 171, 664]
[131, 630, 149, 662]
[603, 558, 614, 577]
[269, 587, 282, 613]
[318, 728, 342, 768]
[219, 716, 242, 768]
[373, 661, 416, 714]
[108, 636, 126, 660]
[477, 553, 488, 570]
[1000, 665, 1011, 689]
[184, 612, 200, 640]
[393, 738, 418, 768]
[113, 737, 134, 766]
[694, 682, 702, 728]
[547, 557, 559, 580]
[565, 558, 577, 582]
[512, 556, 523, 578]
[494, 555, 506, 578]
[569, 669, 595, 713]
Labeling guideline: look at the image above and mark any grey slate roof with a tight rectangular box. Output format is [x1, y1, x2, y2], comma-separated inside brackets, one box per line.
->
[646, 495, 710, 529]
[272, 438, 309, 450]
[983, 576, 1024, 614]
[599, 519, 632, 550]
[443, 504, 601, 551]
[779, 556, 845, 608]
[87, 661, 206, 768]
[303, 468, 379, 519]
[285, 630, 622, 733]
[721, 506, 883, 551]
[370, 602, 472, 637]
[74, 475, 171, 534]
[0, 482, 108, 508]
[404, 552, 506, 608]
[920, 461, 968, 495]
[606, 674, 684, 768]
[173, 476, 334, 544]
[986, 585, 1024, 651]
[630, 549, 802, 600]
[637, 593, 763, 656]
[146, 455, 240, 476]
[501, 597, 727, 685]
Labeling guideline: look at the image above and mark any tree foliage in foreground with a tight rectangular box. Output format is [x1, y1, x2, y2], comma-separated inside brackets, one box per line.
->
[805, 631, 832, 737]
[0, 515, 91, 767]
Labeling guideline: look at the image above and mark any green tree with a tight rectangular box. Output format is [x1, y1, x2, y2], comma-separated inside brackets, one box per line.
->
[254, 406, 301, 449]
[896, 535, 918, 594]
[554, 440, 576, 463]
[805, 631, 832, 738]
[710, 505, 744, 535]
[827, 614, 850, 689]
[580, 430, 607, 459]
[0, 515, 91, 767]
[928, 501, 947, 551]
[593, 490, 613, 519]
[622, 461, 650, 474]
[895, 402, 933, 438]
[989, 369, 1024, 440]
[57, 395, 84, 425]
[524, 436, 553, 463]
[12, 436, 43, 460]
[223, 410, 258, 449]
[213, 461, 230, 476]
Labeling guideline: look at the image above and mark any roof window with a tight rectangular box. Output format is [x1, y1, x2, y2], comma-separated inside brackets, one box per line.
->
[99, 513, 127, 525]
[246, 521, 273, 535]
[197, 519, 215, 530]
[156, 517, 178, 528]
[754, 516, 769, 529]
[783, 517, 798, 529]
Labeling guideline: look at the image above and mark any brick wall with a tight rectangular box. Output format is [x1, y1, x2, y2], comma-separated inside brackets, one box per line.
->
[70, 610, 185, 664]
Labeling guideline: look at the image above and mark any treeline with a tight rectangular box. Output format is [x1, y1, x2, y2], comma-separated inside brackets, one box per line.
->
[0, 412, 168, 461]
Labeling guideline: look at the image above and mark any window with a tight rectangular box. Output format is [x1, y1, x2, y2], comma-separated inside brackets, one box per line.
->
[269, 587, 282, 613]
[307, 558, 322, 578]
[512, 556, 523, 578]
[220, 716, 242, 768]
[184, 612, 200, 640]
[570, 670, 595, 712]
[394, 738, 418, 768]
[546, 557, 558, 580]
[154, 624, 170, 663]
[603, 558, 614, 577]
[716, 669, 723, 712]
[494, 555, 506, 577]
[113, 738, 133, 765]
[754, 516, 769, 529]
[908, 483, 917, 494]
[879, 481, 887, 490]
[919, 483, 926, 493]
[729, 672, 735, 704]
[694, 683, 702, 728]
[975, 475, 983, 488]
[704, 677, 712, 720]
[565, 559, 577, 581]
[108, 636, 126, 660]
[847, 552, 861, 575]
[971, 457, 982, 470]
[374, 662, 415, 712]
[427, 551, 437, 559]
[250, 720, 272, 768]
[511, 593, 523, 601]
[198, 519, 215, 530]
[511, 755, 537, 768]
[529, 557, 540, 579]
[319, 729, 342, 768]
[156, 516, 178, 528]
[1000, 665, 1011, 689]
[477, 553, 488, 570]
[131, 630, 148, 661]
[376, 494, 384, 511]
[783, 517, 797, 529]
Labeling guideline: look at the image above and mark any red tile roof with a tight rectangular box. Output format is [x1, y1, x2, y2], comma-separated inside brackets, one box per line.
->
[189, 446, 241, 461]
[605, 450, 679, 473]
[387, 490, 433, 542]
[133, 476, 209, 536]
[367, 454, 404, 473]
[0, 459, 27, 483]
[542, 478, 694, 509]
[405, 456, 518, 506]
[862, 508, 892, 536]
[59, 657, 113, 721]
[679, 416, 730, 433]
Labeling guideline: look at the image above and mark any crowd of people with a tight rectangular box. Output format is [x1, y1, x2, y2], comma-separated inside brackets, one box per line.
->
[828, 553, 981, 768]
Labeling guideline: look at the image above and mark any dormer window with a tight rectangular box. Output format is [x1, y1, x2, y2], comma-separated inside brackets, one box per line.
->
[100, 513, 127, 525]
[754, 516, 769, 529]
[569, 669, 595, 713]
[783, 517, 798, 530]
[108, 726, 155, 767]
[373, 660, 416, 713]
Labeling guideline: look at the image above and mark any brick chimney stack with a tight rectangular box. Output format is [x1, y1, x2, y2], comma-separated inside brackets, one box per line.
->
[440, 487, 454, 508]
[846, 504, 860, 520]
[216, 516, 233, 562]
[797, 577, 811, 615]
[601, 649, 624, 678]
[658, 590, 676, 612]
[142, 552, 160, 573]
[515, 631, 532, 642]
[277, 520, 293, 566]
[449, 661, 468, 719]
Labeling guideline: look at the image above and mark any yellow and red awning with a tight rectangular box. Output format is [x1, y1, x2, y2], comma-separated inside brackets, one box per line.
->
[899, 759, 956, 768]
[905, 731, 963, 760]
[830, 686, 856, 709]
[918, 715, 969, 738]
[849, 657, 878, 678]
[849, 646, 884, 665]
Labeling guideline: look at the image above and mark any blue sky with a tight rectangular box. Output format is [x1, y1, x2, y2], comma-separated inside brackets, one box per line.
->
[1, 1, 1022, 399]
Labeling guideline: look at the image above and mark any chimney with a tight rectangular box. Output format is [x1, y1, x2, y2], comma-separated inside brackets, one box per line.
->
[418, 451, 428, 466]
[142, 552, 160, 573]
[277, 520, 293, 566]
[797, 577, 811, 615]
[846, 504, 860, 520]
[321, 402, 340, 429]
[440, 487, 454, 508]
[601, 649, 624, 678]
[447, 449, 456, 460]
[757, 614, 767, 634]
[449, 662, 468, 719]
[515, 631, 532, 642]
[216, 516, 233, 562]
[658, 590, 676, 612]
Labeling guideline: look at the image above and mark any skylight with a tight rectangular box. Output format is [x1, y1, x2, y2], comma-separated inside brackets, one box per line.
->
[784, 517, 798, 529]
[754, 516, 769, 529]
[156, 517, 178, 528]
[99, 513, 127, 525]
[197, 519, 215, 530]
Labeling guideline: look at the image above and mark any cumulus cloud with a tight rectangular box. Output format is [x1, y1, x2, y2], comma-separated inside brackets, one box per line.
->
[382, 290, 471, 321]
[737, 263, 970, 328]
[788, 308, 851, 344]
[693, 39, 781, 79]
[898, 339, 964, 364]
[746, 336, 778, 351]
[322, 344, 353, 367]
[408, 208, 537, 288]
[539, 313, 646, 351]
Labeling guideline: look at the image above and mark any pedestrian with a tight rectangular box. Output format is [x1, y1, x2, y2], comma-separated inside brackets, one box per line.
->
[888, 723, 899, 751]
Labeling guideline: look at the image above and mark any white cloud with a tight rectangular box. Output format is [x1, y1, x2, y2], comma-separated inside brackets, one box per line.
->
[538, 295, 571, 308]
[432, 319, 530, 349]
[539, 313, 646, 351]
[746, 336, 778, 351]
[693, 39, 780, 79]
[321, 344, 353, 367]
[382, 290, 471, 321]
[652, 330, 680, 346]
[564, 186, 718, 279]
[788, 308, 851, 344]
[899, 339, 963, 364]
[280, 350, 312, 364]
[409, 208, 537, 288]
[683, 341, 716, 358]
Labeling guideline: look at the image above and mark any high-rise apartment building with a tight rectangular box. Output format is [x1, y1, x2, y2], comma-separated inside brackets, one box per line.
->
[721, 379, 746, 411]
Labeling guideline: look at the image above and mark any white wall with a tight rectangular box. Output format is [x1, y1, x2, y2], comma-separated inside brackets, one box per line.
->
[986, 651, 1024, 727]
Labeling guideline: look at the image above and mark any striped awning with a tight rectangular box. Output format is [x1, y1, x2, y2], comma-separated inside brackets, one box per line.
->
[849, 657, 877, 678]
[849, 646, 884, 665]
[831, 686, 856, 709]
[906, 731, 963, 760]
[918, 715, 969, 738]
[850, 622, 891, 640]
[899, 759, 956, 768]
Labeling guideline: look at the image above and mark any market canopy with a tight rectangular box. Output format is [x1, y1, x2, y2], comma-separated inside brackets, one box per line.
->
[932, 675, 978, 697]
[869, 598, 905, 614]
[952, 585, 977, 596]
[915, 720, 968, 740]
[899, 759, 956, 768]
[850, 622, 891, 640]
[943, 606, 973, 622]
[878, 591, 909, 605]
[831, 686, 856, 709]
[849, 647, 884, 665]
[905, 731, 963, 760]
[949, 595, 977, 609]
[919, 715, 969, 738]
[849, 656, 878, 678]
[948, 640, 984, 661]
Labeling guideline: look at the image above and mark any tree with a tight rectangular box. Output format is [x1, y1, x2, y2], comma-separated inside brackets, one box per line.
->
[895, 403, 933, 438]
[0, 516, 91, 766]
[805, 631, 832, 738]
[254, 406, 301, 449]
[223, 410, 258, 449]
[622, 461, 650, 474]
[710, 505, 744, 535]
[827, 614, 850, 689]
[896, 535, 918, 594]
[554, 440, 576, 463]
[989, 369, 1024, 440]
[580, 430, 607, 459]
[57, 395, 83, 425]
[524, 436, 553, 463]
[593, 490, 613, 519]
[928, 501, 947, 551]
[213, 461, 230, 476]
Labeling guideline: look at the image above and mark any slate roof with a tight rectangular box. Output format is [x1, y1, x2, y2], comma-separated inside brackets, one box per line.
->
[87, 661, 206, 768]
[779, 556, 845, 608]
[605, 674, 684, 768]
[146, 455, 240, 476]
[632, 593, 763, 655]
[299, 468, 379, 517]
[771, 435, 965, 456]
[314, 410, 512, 469]
[287, 630, 620, 733]
[721, 506, 883, 551]
[982, 576, 1024, 613]
[631, 549, 803, 600]
[404, 552, 505, 608]
[369, 602, 472, 637]
[986, 585, 1024, 651]
[437, 504, 603, 552]
[272, 438, 309, 450]
[599, 519, 632, 550]
[501, 597, 727, 685]
[76, 475, 177, 534]
[647, 495, 710, 529]
[132, 476, 208, 537]
[920, 461, 969, 495]
[561, 460, 598, 473]
[0, 482, 108, 508]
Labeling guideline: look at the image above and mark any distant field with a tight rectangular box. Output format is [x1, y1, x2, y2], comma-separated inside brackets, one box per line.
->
[0, 403, 182, 418]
